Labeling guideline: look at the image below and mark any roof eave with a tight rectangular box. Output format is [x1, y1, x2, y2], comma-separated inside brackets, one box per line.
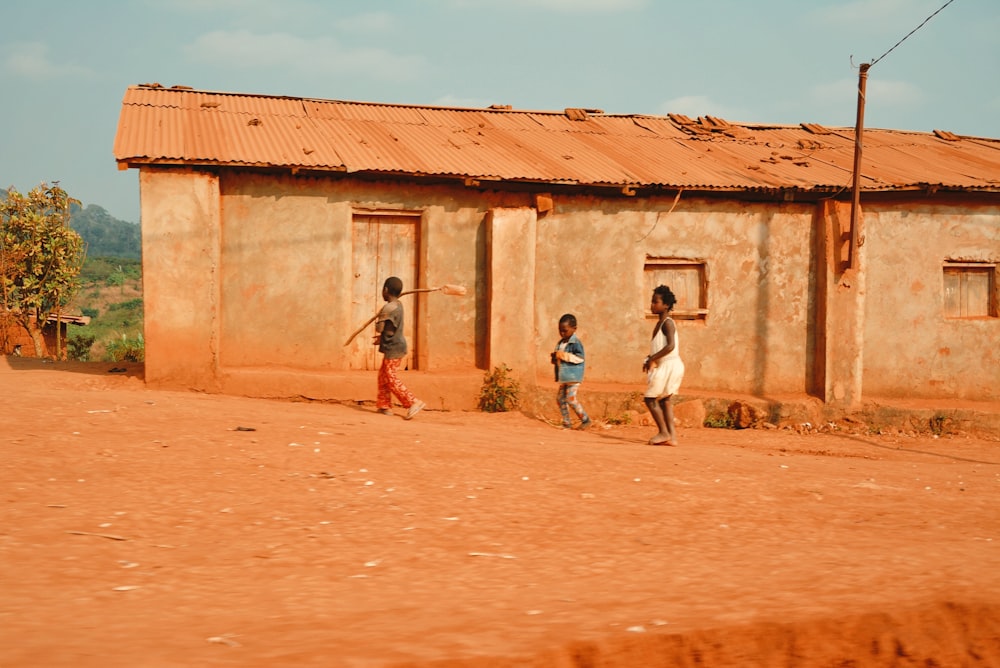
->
[115, 159, 1000, 198]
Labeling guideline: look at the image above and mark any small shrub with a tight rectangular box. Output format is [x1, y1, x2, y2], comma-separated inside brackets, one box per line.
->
[478, 364, 520, 413]
[105, 333, 145, 362]
[704, 412, 736, 429]
[605, 392, 641, 425]
[605, 412, 632, 426]
[67, 334, 96, 362]
[108, 298, 143, 312]
[81, 307, 99, 319]
[929, 414, 949, 436]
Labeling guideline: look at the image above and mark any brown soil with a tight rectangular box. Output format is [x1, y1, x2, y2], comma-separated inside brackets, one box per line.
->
[3, 358, 1000, 667]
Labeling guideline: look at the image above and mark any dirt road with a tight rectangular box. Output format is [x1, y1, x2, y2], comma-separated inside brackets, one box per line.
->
[2, 359, 999, 667]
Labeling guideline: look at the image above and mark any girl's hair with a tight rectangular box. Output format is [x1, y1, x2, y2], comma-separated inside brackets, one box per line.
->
[653, 285, 677, 311]
[559, 313, 577, 327]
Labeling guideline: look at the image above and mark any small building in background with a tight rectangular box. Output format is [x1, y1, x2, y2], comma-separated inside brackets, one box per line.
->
[1, 313, 91, 359]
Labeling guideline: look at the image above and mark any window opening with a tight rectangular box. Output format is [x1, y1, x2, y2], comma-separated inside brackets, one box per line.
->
[644, 258, 708, 320]
[943, 262, 997, 318]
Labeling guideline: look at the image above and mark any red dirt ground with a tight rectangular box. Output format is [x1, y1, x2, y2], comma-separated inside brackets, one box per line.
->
[3, 359, 1000, 667]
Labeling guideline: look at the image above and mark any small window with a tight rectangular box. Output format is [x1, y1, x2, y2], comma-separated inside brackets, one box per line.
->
[645, 258, 707, 320]
[943, 263, 997, 318]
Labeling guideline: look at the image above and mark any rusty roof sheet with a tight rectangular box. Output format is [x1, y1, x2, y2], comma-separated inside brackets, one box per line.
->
[114, 85, 1000, 194]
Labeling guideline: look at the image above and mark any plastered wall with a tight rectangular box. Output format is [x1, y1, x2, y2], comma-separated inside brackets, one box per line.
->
[862, 203, 1000, 400]
[138, 167, 998, 401]
[532, 196, 816, 395]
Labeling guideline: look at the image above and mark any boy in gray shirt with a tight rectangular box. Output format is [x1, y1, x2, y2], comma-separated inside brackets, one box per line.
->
[373, 276, 425, 419]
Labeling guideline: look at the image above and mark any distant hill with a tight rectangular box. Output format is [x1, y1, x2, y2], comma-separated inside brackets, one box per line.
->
[70, 203, 141, 259]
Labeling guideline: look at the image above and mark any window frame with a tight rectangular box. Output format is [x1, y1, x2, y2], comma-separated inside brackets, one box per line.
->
[644, 257, 708, 321]
[942, 262, 998, 319]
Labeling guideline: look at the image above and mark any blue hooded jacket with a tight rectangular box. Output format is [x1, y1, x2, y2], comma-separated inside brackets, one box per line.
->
[553, 333, 585, 383]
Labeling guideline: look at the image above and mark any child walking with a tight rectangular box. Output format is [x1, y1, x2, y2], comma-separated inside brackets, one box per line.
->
[551, 313, 592, 430]
[642, 285, 684, 445]
[373, 276, 426, 419]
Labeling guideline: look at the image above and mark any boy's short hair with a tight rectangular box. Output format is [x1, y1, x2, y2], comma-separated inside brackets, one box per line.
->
[383, 276, 403, 297]
[559, 313, 577, 327]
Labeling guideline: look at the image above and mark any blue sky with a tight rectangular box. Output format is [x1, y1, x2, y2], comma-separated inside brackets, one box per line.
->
[2, 0, 997, 224]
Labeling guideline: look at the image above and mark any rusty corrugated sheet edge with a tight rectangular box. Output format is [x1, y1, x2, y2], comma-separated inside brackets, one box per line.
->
[114, 85, 1000, 194]
[112, 157, 1000, 194]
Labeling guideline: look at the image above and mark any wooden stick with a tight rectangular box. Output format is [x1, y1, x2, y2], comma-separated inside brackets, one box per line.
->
[342, 286, 459, 346]
[343, 313, 381, 347]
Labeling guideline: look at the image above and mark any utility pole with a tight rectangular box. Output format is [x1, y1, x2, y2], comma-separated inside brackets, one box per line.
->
[846, 0, 955, 268]
[848, 62, 869, 270]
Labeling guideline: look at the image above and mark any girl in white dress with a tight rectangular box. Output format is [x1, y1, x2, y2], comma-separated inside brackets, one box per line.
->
[642, 285, 684, 445]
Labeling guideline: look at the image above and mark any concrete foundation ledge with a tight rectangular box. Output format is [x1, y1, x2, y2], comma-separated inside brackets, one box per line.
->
[216, 366, 1000, 438]
[849, 399, 1000, 438]
[523, 382, 1000, 439]
[522, 385, 827, 430]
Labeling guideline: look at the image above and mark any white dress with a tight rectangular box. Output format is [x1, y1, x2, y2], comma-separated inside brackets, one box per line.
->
[645, 318, 684, 399]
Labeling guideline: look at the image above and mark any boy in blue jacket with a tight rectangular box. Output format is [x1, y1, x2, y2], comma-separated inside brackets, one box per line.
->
[551, 313, 592, 430]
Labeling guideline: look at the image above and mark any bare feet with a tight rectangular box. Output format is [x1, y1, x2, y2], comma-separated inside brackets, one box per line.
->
[648, 433, 674, 446]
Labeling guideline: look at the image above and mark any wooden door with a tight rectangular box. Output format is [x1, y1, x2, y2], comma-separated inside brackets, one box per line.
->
[347, 214, 418, 370]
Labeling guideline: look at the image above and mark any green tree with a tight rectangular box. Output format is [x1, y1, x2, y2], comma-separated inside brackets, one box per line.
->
[1, 184, 86, 358]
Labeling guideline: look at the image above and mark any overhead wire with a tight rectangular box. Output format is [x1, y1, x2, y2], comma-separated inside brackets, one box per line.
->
[870, 0, 957, 67]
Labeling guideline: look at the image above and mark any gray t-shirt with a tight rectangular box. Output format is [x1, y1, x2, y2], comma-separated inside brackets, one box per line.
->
[377, 300, 407, 359]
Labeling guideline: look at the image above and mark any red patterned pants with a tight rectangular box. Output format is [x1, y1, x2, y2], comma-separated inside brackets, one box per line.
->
[378, 357, 417, 410]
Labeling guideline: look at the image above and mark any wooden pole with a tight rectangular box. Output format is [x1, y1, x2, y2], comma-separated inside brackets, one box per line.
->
[848, 62, 870, 270]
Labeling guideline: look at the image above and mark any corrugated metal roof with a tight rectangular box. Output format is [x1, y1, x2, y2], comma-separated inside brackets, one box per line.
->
[113, 85, 1000, 194]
